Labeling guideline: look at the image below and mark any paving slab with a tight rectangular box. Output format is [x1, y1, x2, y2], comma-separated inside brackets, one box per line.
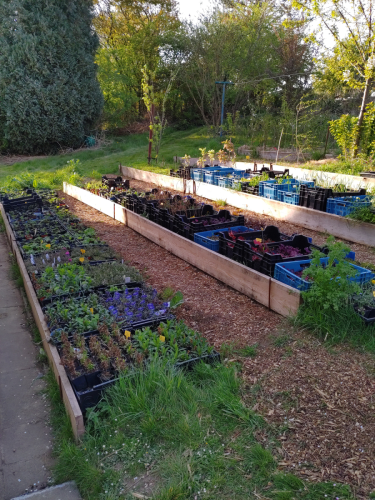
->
[2, 457, 53, 500]
[0, 307, 29, 335]
[0, 232, 55, 500]
[0, 287, 26, 308]
[0, 331, 37, 374]
[10, 481, 82, 500]
[0, 369, 48, 428]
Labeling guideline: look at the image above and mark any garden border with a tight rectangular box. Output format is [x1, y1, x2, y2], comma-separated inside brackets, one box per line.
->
[0, 203, 85, 440]
[63, 182, 301, 317]
[119, 165, 375, 247]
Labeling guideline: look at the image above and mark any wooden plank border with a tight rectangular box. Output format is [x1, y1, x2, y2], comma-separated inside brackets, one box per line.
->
[0, 204, 85, 440]
[63, 183, 301, 317]
[119, 165, 375, 247]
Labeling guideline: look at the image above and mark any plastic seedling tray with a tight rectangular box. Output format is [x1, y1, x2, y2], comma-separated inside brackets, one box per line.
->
[219, 225, 289, 262]
[243, 234, 324, 276]
[194, 226, 251, 252]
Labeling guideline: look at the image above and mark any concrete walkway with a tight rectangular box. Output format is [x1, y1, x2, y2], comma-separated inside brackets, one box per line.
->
[0, 231, 55, 499]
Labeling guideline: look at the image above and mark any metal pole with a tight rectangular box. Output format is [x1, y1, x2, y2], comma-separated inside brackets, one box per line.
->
[147, 103, 154, 165]
[220, 83, 226, 138]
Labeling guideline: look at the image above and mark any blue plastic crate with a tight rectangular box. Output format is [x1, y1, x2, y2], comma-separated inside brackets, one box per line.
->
[259, 179, 276, 197]
[218, 177, 232, 188]
[274, 257, 372, 291]
[194, 226, 252, 252]
[299, 180, 315, 188]
[204, 171, 221, 185]
[192, 170, 205, 182]
[264, 181, 299, 201]
[281, 192, 300, 205]
[326, 196, 372, 217]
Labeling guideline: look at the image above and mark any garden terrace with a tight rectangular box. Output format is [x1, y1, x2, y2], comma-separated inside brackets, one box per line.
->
[56, 184, 375, 499]
[3, 184, 375, 499]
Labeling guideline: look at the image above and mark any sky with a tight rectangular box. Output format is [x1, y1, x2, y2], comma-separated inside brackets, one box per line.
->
[176, 0, 213, 21]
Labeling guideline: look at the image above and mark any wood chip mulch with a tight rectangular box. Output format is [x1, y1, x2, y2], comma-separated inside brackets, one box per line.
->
[60, 186, 375, 499]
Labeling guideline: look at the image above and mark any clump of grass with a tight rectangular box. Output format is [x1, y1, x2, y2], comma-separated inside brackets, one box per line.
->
[10, 255, 24, 288]
[221, 342, 257, 358]
[216, 199, 227, 207]
[53, 361, 355, 499]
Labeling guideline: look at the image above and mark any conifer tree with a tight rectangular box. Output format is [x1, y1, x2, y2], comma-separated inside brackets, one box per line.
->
[0, 0, 103, 153]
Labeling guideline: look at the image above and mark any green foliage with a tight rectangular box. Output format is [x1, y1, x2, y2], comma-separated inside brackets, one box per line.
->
[301, 237, 360, 312]
[0, 0, 103, 154]
[349, 206, 375, 224]
[362, 102, 375, 157]
[329, 115, 359, 159]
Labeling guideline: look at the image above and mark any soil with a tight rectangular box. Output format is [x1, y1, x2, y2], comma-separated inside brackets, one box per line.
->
[60, 184, 375, 499]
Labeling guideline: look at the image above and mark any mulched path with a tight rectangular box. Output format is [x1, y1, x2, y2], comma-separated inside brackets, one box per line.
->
[60, 186, 375, 499]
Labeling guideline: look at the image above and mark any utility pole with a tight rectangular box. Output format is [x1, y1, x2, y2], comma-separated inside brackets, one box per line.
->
[215, 79, 234, 137]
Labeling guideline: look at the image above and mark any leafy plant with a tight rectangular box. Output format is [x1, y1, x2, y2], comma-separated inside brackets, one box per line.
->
[301, 237, 361, 311]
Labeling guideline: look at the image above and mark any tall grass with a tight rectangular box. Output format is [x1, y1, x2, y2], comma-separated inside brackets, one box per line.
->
[52, 361, 355, 500]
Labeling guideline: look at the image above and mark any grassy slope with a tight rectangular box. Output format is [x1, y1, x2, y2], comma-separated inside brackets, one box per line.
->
[0, 128, 226, 188]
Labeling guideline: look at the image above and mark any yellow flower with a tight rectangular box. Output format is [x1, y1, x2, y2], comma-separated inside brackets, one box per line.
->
[372, 279, 375, 285]
[125, 331, 131, 338]
[373, 291, 375, 298]
[90, 308, 93, 314]
[79, 257, 84, 262]
[45, 244, 51, 248]
[246, 155, 250, 160]
[159, 335, 165, 342]
[81, 249, 86, 254]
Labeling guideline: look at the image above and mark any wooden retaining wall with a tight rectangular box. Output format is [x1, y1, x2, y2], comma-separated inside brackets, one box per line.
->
[63, 183, 302, 317]
[0, 204, 85, 440]
[119, 165, 375, 247]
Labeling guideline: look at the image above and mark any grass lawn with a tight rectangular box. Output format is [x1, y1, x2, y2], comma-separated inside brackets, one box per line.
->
[0, 127, 226, 189]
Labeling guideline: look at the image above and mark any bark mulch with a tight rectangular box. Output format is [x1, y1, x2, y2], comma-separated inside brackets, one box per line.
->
[60, 189, 375, 499]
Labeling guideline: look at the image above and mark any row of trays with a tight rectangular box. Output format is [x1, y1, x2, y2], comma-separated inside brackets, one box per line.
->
[4, 190, 221, 412]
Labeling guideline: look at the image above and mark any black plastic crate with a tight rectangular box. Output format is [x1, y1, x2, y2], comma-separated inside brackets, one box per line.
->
[169, 204, 216, 234]
[218, 225, 289, 262]
[299, 185, 367, 212]
[241, 184, 259, 195]
[180, 210, 246, 240]
[243, 234, 324, 276]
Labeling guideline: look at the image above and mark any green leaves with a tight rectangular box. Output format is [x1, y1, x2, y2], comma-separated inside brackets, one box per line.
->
[301, 237, 361, 311]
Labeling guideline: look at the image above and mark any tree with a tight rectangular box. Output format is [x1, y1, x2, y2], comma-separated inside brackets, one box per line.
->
[0, 0, 103, 154]
[93, 0, 180, 129]
[294, 0, 375, 156]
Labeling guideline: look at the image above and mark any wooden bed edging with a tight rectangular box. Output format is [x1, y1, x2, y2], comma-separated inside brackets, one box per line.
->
[0, 204, 85, 441]
[63, 183, 301, 318]
[119, 165, 375, 248]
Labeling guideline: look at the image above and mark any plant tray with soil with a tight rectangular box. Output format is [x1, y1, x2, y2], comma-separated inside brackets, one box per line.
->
[179, 209, 245, 240]
[58, 319, 218, 411]
[243, 234, 323, 276]
[218, 225, 289, 262]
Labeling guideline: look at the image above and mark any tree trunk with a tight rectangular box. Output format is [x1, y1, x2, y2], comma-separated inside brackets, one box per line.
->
[353, 78, 370, 157]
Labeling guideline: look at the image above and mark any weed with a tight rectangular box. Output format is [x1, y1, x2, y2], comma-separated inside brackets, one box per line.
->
[221, 342, 257, 358]
[10, 256, 24, 288]
[216, 199, 227, 207]
[272, 334, 292, 347]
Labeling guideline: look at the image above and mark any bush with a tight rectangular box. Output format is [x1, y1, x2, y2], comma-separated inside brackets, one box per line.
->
[0, 0, 103, 154]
